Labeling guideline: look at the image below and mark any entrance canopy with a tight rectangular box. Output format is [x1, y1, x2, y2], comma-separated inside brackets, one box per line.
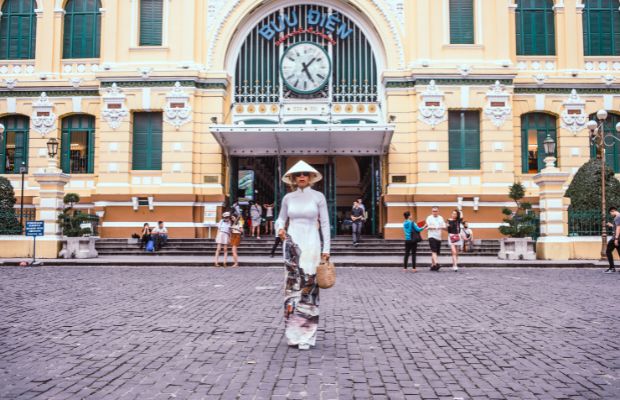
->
[210, 124, 394, 156]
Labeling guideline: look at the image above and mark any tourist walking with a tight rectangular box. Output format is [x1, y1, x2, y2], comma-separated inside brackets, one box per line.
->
[403, 211, 425, 272]
[264, 202, 275, 235]
[605, 206, 620, 273]
[426, 207, 446, 271]
[214, 212, 232, 267]
[351, 200, 364, 246]
[250, 201, 262, 239]
[461, 221, 474, 252]
[276, 160, 330, 350]
[230, 214, 242, 267]
[447, 210, 463, 271]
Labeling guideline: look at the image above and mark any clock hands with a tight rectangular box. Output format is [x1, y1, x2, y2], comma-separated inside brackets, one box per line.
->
[301, 58, 316, 83]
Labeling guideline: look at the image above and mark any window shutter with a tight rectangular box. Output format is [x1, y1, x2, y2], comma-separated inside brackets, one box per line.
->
[0, 0, 37, 60]
[63, 0, 101, 59]
[516, 0, 555, 55]
[87, 127, 95, 174]
[0, 124, 5, 174]
[140, 0, 163, 46]
[449, 111, 480, 170]
[449, 0, 474, 44]
[133, 112, 162, 170]
[61, 129, 71, 173]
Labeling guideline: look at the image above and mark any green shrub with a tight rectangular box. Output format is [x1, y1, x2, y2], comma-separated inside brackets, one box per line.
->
[498, 182, 537, 238]
[564, 159, 620, 212]
[57, 192, 92, 237]
[0, 177, 22, 235]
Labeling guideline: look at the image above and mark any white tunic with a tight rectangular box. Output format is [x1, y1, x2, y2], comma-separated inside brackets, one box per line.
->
[275, 187, 331, 274]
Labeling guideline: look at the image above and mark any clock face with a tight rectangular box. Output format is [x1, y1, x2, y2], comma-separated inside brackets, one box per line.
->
[280, 42, 331, 94]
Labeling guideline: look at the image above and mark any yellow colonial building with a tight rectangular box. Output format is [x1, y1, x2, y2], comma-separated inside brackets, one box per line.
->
[1, 0, 619, 244]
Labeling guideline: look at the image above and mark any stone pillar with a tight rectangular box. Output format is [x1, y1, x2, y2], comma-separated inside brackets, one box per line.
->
[533, 164, 571, 260]
[33, 170, 70, 258]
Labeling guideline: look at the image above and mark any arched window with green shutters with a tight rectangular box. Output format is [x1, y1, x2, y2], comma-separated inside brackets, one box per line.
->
[449, 110, 480, 170]
[61, 114, 95, 174]
[521, 113, 557, 174]
[589, 113, 620, 172]
[140, 0, 163, 46]
[0, 115, 29, 174]
[449, 0, 474, 44]
[132, 112, 162, 171]
[63, 0, 101, 59]
[515, 0, 556, 55]
[0, 0, 37, 60]
[583, 0, 620, 56]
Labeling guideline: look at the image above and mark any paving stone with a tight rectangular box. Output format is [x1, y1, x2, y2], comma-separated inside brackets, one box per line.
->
[0, 266, 617, 399]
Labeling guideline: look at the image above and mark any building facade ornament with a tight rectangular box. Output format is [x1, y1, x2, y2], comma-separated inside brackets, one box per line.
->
[418, 80, 447, 128]
[602, 75, 615, 86]
[101, 83, 129, 130]
[459, 64, 471, 77]
[561, 89, 587, 134]
[31, 92, 57, 136]
[4, 77, 17, 89]
[164, 82, 192, 129]
[205, 0, 405, 69]
[533, 74, 547, 86]
[484, 81, 512, 128]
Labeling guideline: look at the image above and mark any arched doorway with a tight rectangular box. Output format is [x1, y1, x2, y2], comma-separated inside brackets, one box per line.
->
[211, 1, 392, 238]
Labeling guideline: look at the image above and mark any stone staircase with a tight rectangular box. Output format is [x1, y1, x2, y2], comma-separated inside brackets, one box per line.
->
[96, 236, 501, 257]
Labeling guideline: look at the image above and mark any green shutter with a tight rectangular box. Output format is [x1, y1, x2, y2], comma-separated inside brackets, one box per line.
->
[449, 0, 474, 44]
[61, 128, 71, 173]
[583, 0, 620, 56]
[516, 0, 555, 55]
[133, 112, 162, 170]
[589, 113, 620, 172]
[0, 0, 37, 60]
[521, 113, 557, 174]
[63, 0, 101, 59]
[140, 0, 163, 46]
[449, 111, 480, 170]
[0, 115, 29, 174]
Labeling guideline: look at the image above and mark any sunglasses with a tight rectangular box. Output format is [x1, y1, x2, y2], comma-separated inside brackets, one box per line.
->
[292, 172, 310, 178]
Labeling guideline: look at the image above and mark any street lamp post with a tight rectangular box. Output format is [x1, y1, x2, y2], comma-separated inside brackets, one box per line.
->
[19, 161, 27, 232]
[586, 110, 620, 258]
[46, 137, 59, 172]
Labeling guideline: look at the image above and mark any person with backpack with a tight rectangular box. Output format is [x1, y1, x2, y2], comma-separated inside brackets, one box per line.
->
[403, 211, 426, 272]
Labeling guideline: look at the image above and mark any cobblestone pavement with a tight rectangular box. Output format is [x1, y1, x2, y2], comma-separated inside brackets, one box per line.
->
[0, 266, 618, 400]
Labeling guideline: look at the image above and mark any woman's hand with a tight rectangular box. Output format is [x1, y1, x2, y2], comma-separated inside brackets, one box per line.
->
[278, 229, 286, 240]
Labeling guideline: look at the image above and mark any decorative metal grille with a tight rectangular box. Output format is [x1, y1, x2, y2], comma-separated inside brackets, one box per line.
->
[234, 4, 378, 104]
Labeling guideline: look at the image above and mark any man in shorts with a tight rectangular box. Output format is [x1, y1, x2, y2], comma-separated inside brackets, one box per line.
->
[426, 207, 446, 271]
[604, 206, 620, 273]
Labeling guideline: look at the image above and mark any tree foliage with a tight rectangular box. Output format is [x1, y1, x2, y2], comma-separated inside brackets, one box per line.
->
[498, 182, 537, 238]
[564, 159, 620, 212]
[0, 177, 21, 235]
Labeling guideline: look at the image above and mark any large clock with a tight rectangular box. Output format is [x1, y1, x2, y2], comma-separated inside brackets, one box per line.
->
[280, 42, 331, 94]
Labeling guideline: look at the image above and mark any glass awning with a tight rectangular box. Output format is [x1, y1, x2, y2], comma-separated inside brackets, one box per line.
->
[210, 124, 394, 156]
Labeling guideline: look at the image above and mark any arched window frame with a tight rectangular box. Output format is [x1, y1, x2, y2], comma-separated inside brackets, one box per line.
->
[589, 112, 620, 172]
[515, 0, 556, 55]
[62, 0, 102, 59]
[582, 0, 620, 56]
[60, 114, 95, 174]
[0, 0, 37, 60]
[521, 112, 558, 174]
[0, 114, 29, 174]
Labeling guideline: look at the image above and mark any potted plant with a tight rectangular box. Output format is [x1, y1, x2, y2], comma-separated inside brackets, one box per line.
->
[57, 193, 99, 258]
[498, 182, 537, 260]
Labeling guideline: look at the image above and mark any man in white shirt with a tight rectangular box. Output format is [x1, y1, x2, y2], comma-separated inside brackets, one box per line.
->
[425, 207, 446, 271]
[152, 221, 169, 251]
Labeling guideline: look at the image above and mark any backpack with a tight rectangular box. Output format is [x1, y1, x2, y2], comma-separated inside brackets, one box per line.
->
[145, 240, 155, 252]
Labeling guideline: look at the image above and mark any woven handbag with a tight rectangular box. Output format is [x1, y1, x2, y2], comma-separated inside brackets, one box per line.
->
[316, 260, 336, 289]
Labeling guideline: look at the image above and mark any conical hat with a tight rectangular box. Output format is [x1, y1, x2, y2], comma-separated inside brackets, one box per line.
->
[282, 160, 323, 185]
